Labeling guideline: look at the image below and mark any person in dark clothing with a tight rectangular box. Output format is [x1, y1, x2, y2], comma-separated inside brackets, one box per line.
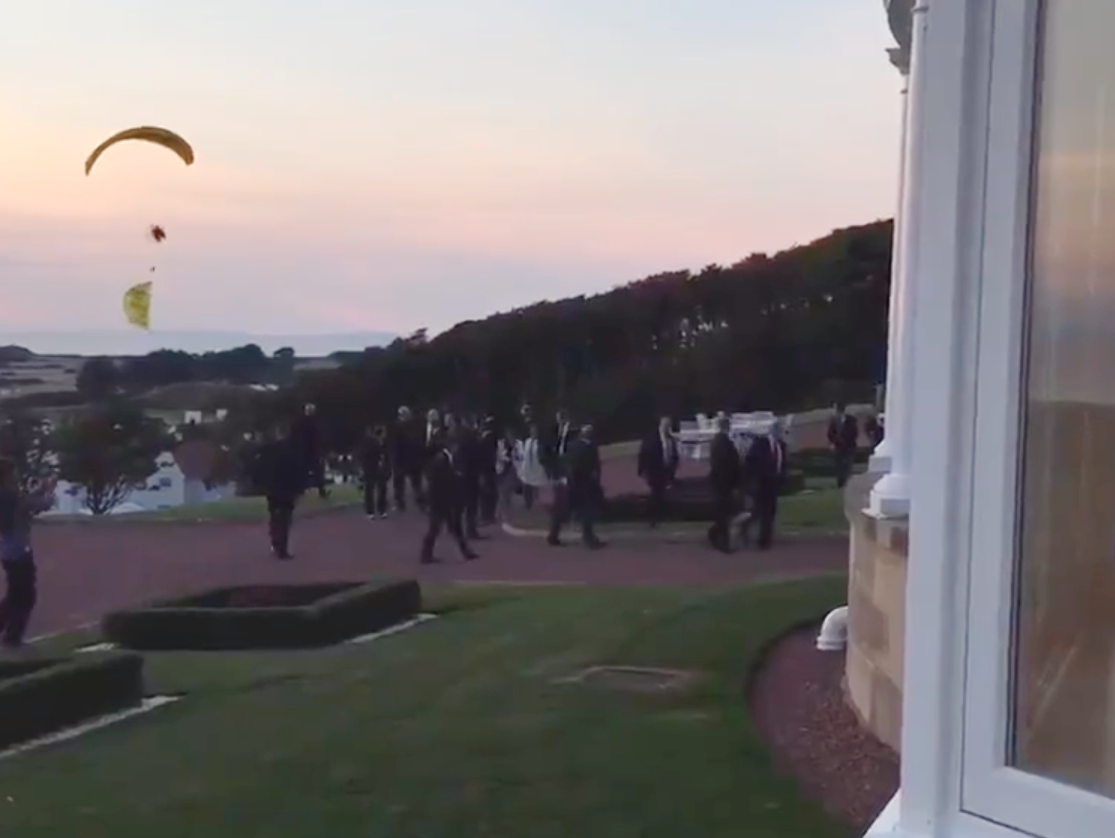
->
[864, 412, 885, 448]
[707, 416, 742, 553]
[420, 429, 478, 564]
[391, 406, 426, 512]
[740, 421, 788, 550]
[252, 428, 305, 559]
[637, 415, 680, 528]
[291, 403, 329, 499]
[359, 424, 391, 519]
[0, 459, 54, 649]
[544, 409, 576, 547]
[456, 416, 484, 539]
[549, 425, 605, 548]
[827, 403, 860, 488]
[477, 416, 499, 525]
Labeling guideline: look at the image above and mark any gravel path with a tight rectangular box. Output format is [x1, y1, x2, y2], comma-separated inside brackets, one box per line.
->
[749, 627, 899, 832]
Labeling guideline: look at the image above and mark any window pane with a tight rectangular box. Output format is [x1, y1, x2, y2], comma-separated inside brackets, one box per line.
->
[1013, 0, 1115, 795]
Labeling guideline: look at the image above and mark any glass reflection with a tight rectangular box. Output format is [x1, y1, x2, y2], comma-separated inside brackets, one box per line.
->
[1013, 0, 1115, 795]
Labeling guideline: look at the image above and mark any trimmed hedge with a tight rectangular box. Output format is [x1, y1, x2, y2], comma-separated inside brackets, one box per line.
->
[786, 447, 871, 479]
[102, 579, 422, 651]
[601, 471, 806, 524]
[0, 652, 145, 752]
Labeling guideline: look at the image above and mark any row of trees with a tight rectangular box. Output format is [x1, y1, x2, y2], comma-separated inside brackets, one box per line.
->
[290, 220, 893, 449]
[74, 344, 294, 402]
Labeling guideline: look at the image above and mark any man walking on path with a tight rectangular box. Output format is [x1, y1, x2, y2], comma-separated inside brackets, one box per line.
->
[549, 424, 605, 548]
[827, 402, 859, 488]
[252, 425, 305, 559]
[637, 415, 679, 528]
[359, 424, 391, 519]
[391, 406, 425, 512]
[421, 429, 478, 564]
[708, 415, 742, 553]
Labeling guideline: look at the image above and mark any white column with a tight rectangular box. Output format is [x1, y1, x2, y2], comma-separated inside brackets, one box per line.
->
[869, 73, 911, 474]
[868, 4, 928, 519]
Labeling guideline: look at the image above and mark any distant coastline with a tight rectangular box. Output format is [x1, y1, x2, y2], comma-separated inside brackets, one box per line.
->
[0, 330, 397, 357]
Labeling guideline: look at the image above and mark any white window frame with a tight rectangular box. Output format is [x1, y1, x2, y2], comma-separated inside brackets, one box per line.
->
[959, 0, 1115, 833]
[898, 0, 1115, 836]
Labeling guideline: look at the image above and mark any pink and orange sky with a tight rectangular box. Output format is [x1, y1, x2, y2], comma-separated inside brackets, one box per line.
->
[1, 0, 902, 336]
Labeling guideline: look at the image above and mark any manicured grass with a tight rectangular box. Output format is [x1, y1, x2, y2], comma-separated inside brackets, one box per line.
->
[6, 579, 851, 838]
[42, 485, 362, 524]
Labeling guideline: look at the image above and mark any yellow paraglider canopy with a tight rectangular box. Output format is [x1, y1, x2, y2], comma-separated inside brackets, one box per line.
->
[85, 127, 194, 176]
[123, 281, 152, 330]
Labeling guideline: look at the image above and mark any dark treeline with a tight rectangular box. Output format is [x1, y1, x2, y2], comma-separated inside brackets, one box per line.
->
[296, 220, 893, 450]
[3, 219, 892, 452]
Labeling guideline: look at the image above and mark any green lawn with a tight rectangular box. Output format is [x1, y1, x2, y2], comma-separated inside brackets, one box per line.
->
[43, 485, 362, 524]
[8, 579, 851, 838]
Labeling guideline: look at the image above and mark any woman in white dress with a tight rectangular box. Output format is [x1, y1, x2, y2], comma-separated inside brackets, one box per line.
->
[516, 423, 548, 511]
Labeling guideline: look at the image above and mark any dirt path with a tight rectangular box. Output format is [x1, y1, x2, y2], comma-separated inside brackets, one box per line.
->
[29, 509, 847, 638]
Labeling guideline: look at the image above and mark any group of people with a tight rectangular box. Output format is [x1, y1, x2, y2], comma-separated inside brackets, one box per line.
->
[634, 412, 790, 553]
[252, 402, 608, 563]
[362, 403, 606, 560]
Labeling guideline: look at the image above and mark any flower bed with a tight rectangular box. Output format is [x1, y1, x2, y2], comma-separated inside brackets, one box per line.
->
[0, 653, 145, 751]
[101, 580, 422, 651]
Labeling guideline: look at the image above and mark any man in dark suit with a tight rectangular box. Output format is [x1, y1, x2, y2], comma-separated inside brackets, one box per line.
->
[290, 403, 328, 499]
[252, 424, 305, 559]
[420, 429, 478, 564]
[707, 415, 742, 553]
[827, 402, 859, 488]
[741, 420, 788, 550]
[637, 415, 679, 528]
[544, 409, 576, 547]
[477, 415, 499, 524]
[550, 424, 605, 548]
[358, 424, 391, 519]
[391, 406, 426, 512]
[456, 415, 485, 539]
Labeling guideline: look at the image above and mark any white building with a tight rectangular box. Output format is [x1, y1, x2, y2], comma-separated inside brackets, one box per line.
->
[849, 2, 1115, 837]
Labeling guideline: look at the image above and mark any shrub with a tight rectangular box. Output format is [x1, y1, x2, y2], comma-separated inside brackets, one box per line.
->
[601, 471, 805, 524]
[0, 652, 145, 751]
[786, 447, 871, 478]
[102, 580, 422, 651]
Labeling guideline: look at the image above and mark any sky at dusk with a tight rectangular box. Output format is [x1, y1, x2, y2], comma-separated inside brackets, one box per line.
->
[1, 0, 902, 337]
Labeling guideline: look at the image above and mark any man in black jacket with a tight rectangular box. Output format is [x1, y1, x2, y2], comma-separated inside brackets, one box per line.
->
[252, 425, 305, 559]
[707, 415, 742, 553]
[358, 424, 391, 519]
[421, 429, 478, 564]
[544, 409, 576, 547]
[456, 415, 484, 540]
[549, 424, 605, 548]
[391, 406, 425, 512]
[827, 403, 860, 488]
[741, 420, 788, 550]
[290, 403, 328, 499]
[477, 416, 499, 525]
[637, 415, 679, 528]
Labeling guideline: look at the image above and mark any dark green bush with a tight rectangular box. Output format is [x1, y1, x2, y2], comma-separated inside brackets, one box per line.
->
[601, 471, 805, 524]
[0, 652, 145, 751]
[102, 580, 422, 651]
[786, 447, 870, 478]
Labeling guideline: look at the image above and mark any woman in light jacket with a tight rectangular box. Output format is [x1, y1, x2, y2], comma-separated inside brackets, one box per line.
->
[516, 423, 548, 511]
